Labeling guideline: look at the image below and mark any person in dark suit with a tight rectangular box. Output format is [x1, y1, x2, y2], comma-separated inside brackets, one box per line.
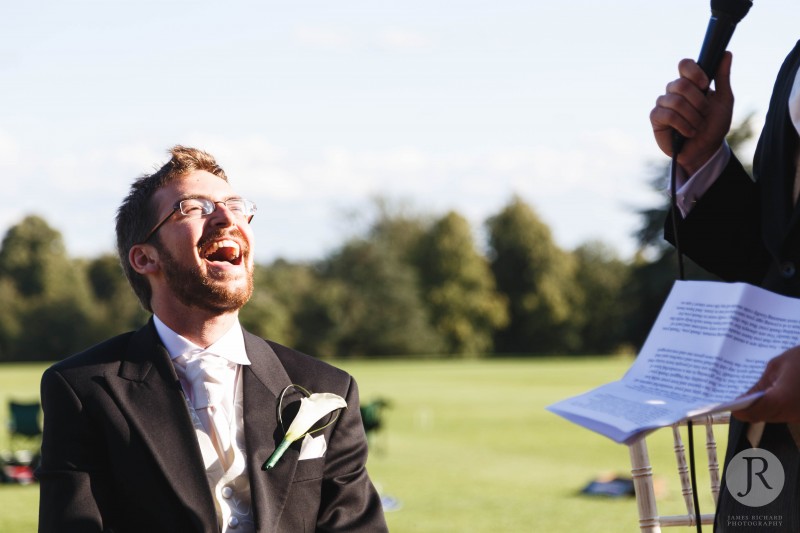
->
[36, 146, 388, 533]
[650, 43, 800, 531]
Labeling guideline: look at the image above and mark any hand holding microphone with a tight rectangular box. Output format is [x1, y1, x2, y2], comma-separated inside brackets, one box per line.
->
[693, 0, 753, 79]
[650, 0, 752, 172]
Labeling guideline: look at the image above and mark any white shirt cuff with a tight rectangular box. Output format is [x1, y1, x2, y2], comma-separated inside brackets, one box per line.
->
[673, 142, 731, 217]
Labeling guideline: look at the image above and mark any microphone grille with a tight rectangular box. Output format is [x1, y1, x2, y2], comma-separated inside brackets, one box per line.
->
[710, 0, 753, 22]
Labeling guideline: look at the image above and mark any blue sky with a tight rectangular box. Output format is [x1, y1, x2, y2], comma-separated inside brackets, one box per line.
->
[2, 0, 799, 262]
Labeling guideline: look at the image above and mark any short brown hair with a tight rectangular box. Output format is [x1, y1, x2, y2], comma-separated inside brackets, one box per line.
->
[115, 146, 228, 312]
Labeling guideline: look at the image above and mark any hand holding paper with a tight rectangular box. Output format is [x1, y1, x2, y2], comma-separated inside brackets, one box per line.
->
[733, 345, 800, 423]
[548, 280, 800, 444]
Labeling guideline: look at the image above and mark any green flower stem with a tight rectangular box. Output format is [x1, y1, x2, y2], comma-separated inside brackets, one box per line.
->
[262, 438, 292, 470]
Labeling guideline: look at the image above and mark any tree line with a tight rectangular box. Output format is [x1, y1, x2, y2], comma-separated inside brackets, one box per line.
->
[0, 196, 669, 362]
[0, 121, 753, 362]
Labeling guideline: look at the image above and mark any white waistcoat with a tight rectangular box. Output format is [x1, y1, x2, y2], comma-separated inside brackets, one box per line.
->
[184, 370, 255, 533]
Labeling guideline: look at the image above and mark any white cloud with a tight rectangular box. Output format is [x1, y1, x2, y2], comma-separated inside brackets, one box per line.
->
[0, 131, 21, 167]
[292, 26, 432, 53]
[0, 128, 662, 262]
[293, 26, 354, 50]
[378, 29, 432, 51]
[216, 132, 658, 258]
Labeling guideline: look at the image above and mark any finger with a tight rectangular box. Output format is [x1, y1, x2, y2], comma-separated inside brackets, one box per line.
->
[667, 75, 712, 114]
[650, 95, 702, 138]
[677, 58, 710, 92]
[711, 51, 733, 99]
[744, 374, 773, 396]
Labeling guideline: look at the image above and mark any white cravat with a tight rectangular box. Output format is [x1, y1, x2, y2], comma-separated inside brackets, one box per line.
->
[173, 352, 236, 467]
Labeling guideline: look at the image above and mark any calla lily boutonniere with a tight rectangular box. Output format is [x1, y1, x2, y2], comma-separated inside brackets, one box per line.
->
[262, 385, 347, 470]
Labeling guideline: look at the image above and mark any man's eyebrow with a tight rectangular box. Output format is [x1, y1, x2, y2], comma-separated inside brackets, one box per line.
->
[174, 194, 243, 202]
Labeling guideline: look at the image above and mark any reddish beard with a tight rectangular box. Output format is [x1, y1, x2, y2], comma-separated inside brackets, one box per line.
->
[154, 229, 254, 313]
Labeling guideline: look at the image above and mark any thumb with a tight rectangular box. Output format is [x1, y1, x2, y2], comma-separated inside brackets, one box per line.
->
[745, 375, 772, 396]
[743, 360, 780, 398]
[711, 51, 733, 99]
[733, 395, 771, 422]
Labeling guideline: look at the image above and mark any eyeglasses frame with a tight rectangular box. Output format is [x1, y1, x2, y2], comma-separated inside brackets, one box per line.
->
[140, 197, 256, 243]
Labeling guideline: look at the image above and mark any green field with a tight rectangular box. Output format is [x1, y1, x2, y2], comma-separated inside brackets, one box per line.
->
[0, 358, 726, 532]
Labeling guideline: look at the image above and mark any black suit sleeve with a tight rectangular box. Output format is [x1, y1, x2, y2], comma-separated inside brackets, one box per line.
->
[665, 154, 771, 284]
[37, 368, 112, 533]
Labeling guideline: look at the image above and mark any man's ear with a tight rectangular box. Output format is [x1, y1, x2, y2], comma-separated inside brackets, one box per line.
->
[128, 244, 160, 275]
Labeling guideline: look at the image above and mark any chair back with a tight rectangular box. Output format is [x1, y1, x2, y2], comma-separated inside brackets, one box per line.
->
[361, 399, 389, 433]
[9, 401, 42, 438]
[628, 413, 730, 532]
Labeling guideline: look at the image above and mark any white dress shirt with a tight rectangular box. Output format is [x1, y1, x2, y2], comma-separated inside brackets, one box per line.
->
[153, 315, 255, 533]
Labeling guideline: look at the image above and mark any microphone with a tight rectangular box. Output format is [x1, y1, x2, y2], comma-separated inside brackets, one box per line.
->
[672, 0, 753, 154]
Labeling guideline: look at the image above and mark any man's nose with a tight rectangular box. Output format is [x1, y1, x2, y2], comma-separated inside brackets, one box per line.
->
[209, 202, 237, 227]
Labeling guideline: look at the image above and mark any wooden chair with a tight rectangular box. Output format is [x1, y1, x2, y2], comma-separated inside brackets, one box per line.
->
[628, 413, 730, 532]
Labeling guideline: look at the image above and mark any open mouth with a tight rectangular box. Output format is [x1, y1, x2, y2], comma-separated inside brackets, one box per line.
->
[199, 239, 243, 266]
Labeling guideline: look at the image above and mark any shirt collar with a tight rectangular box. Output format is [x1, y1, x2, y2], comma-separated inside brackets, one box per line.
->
[153, 315, 251, 366]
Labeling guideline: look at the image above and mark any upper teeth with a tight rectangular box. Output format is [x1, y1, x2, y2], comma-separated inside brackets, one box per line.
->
[203, 240, 241, 257]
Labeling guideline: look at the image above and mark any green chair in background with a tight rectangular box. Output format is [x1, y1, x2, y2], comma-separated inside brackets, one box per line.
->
[360, 398, 391, 452]
[8, 401, 42, 455]
[2, 401, 41, 482]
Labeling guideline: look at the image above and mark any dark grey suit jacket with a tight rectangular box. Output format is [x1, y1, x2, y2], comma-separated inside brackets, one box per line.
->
[666, 40, 800, 532]
[37, 320, 388, 533]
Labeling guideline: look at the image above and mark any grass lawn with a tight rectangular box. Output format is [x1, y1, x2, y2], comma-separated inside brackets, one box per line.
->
[0, 357, 727, 532]
[1, 362, 47, 533]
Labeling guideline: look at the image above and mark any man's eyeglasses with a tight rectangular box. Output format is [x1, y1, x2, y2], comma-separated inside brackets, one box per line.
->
[141, 197, 257, 243]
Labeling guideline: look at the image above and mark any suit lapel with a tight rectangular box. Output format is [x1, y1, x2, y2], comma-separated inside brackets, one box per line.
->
[759, 41, 800, 242]
[786, 45, 800, 231]
[241, 331, 299, 531]
[105, 321, 218, 529]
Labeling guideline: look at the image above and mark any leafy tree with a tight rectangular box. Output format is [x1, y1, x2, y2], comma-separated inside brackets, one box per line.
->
[0, 215, 100, 360]
[486, 197, 583, 354]
[290, 275, 351, 358]
[0, 215, 83, 299]
[320, 238, 444, 357]
[572, 241, 631, 354]
[365, 197, 430, 262]
[87, 254, 126, 301]
[0, 278, 22, 361]
[14, 291, 100, 361]
[239, 260, 310, 348]
[292, 199, 445, 357]
[416, 211, 508, 356]
[86, 254, 149, 337]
